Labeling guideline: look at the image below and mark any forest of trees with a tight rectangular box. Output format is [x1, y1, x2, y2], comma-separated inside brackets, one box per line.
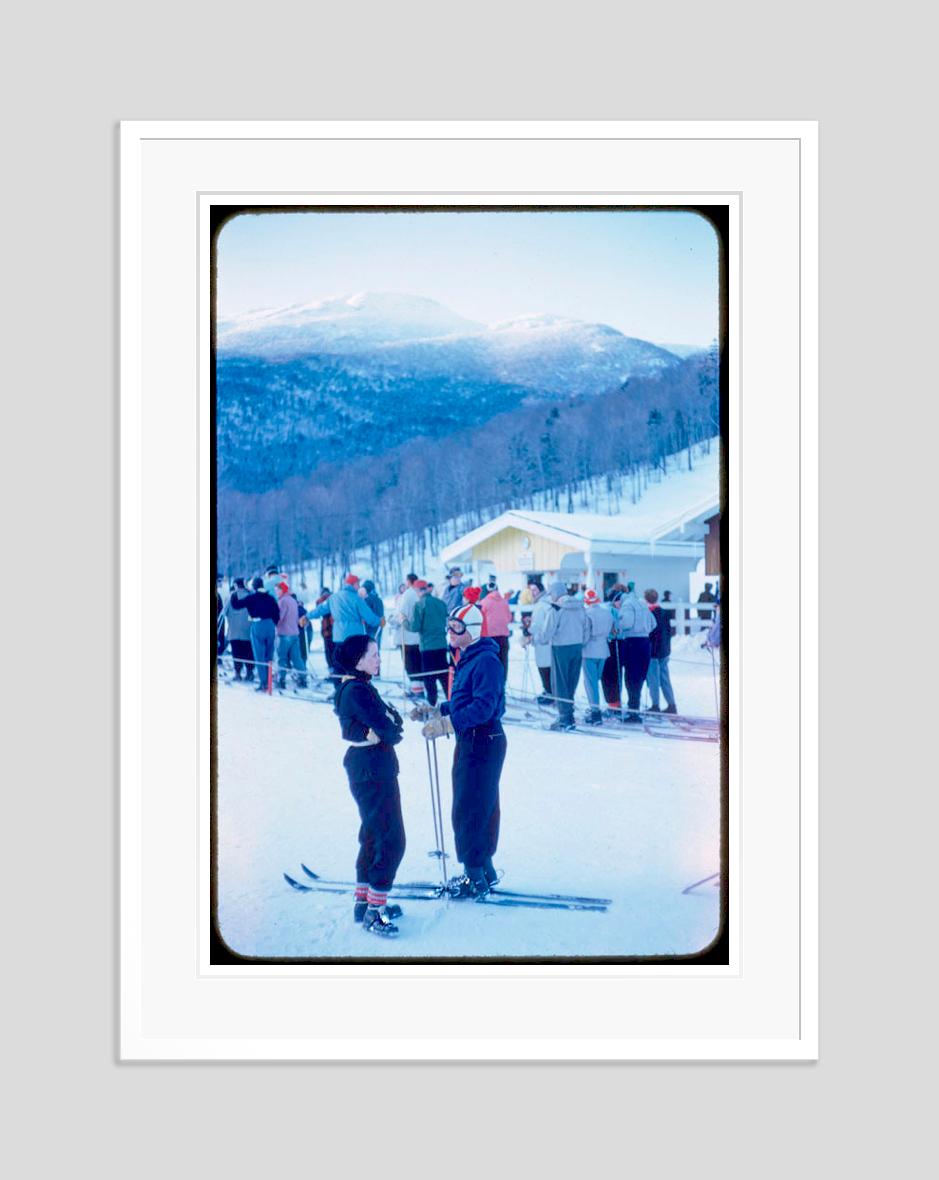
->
[216, 345, 720, 588]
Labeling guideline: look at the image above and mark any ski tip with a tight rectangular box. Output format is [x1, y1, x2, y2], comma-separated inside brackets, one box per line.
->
[284, 873, 311, 891]
[300, 863, 319, 880]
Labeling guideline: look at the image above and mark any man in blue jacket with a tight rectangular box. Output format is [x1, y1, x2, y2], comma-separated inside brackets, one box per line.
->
[421, 600, 506, 897]
[308, 573, 381, 643]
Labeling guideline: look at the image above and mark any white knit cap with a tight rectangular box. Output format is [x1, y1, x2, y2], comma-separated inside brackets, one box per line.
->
[449, 602, 483, 639]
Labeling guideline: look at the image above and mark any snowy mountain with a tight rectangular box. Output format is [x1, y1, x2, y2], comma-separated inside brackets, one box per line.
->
[218, 292, 483, 359]
[218, 292, 679, 390]
[216, 292, 683, 491]
[372, 311, 678, 397]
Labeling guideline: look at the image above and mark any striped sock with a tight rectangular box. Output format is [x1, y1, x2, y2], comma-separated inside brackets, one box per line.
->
[366, 888, 388, 909]
[354, 883, 368, 902]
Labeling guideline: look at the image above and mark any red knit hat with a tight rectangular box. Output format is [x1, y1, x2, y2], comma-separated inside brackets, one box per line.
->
[463, 585, 482, 604]
[584, 588, 600, 606]
[344, 574, 360, 586]
[276, 581, 289, 595]
[414, 579, 429, 589]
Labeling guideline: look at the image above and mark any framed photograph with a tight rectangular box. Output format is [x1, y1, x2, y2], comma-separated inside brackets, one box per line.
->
[121, 120, 817, 1059]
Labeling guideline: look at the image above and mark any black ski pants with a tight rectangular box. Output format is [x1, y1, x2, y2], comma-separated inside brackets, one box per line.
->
[421, 647, 450, 707]
[622, 636, 652, 712]
[231, 638, 254, 679]
[452, 726, 507, 869]
[601, 639, 622, 706]
[348, 777, 406, 892]
[403, 643, 422, 680]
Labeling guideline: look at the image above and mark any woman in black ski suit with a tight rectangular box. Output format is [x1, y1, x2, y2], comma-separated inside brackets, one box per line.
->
[333, 634, 406, 938]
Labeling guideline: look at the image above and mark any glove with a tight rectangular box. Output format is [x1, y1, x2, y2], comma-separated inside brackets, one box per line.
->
[422, 715, 454, 740]
[409, 703, 438, 721]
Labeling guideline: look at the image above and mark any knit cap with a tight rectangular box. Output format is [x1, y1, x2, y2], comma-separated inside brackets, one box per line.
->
[448, 602, 483, 640]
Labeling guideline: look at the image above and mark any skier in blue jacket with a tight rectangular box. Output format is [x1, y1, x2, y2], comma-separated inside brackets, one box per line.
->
[420, 600, 506, 897]
[308, 573, 380, 643]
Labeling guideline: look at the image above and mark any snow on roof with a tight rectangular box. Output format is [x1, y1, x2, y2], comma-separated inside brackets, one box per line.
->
[440, 444, 720, 561]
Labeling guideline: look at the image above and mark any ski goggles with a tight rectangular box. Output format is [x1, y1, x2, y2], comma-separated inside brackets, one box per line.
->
[446, 616, 468, 636]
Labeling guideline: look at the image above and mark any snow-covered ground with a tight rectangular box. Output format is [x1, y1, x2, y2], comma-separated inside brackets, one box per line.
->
[216, 637, 722, 961]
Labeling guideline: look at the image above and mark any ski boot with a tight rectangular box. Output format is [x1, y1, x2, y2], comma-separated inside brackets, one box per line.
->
[620, 711, 642, 724]
[644, 704, 661, 713]
[355, 900, 402, 923]
[549, 718, 576, 732]
[447, 869, 491, 899]
[663, 704, 678, 715]
[536, 693, 554, 707]
[362, 905, 400, 937]
[584, 707, 603, 725]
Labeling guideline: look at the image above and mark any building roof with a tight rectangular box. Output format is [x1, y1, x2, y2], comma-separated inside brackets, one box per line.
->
[441, 446, 720, 562]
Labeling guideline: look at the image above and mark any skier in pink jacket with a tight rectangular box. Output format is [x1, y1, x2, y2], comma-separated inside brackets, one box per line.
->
[479, 585, 512, 678]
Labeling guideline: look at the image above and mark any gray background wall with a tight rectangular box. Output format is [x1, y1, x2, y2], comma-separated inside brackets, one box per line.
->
[5, 2, 932, 1175]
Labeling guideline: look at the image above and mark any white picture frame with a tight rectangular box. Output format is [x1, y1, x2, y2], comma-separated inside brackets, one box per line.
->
[121, 120, 817, 1060]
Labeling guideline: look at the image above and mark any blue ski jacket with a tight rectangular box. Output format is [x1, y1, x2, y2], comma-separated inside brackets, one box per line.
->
[309, 584, 380, 643]
[440, 637, 505, 736]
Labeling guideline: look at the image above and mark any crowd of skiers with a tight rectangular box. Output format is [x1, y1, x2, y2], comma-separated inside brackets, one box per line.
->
[517, 578, 681, 730]
[217, 561, 719, 729]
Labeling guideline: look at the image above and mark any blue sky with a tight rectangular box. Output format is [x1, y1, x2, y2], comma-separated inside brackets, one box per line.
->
[217, 209, 719, 346]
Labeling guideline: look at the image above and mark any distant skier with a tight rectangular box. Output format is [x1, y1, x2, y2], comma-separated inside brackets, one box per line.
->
[613, 582, 658, 723]
[443, 567, 470, 612]
[599, 582, 628, 711]
[420, 600, 506, 897]
[333, 634, 407, 938]
[479, 580, 512, 678]
[661, 589, 677, 638]
[697, 582, 716, 621]
[534, 581, 587, 732]
[234, 576, 280, 692]
[308, 574, 380, 643]
[410, 579, 450, 706]
[274, 581, 307, 690]
[582, 589, 614, 724]
[644, 588, 677, 715]
[360, 579, 385, 649]
[524, 580, 554, 705]
[398, 573, 423, 694]
[223, 577, 254, 681]
[314, 588, 336, 675]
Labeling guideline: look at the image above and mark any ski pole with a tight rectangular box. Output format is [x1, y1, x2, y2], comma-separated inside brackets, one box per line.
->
[709, 644, 719, 718]
[431, 735, 449, 887]
[424, 736, 445, 873]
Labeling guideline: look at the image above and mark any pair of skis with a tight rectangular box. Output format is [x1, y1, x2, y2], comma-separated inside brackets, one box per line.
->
[284, 864, 611, 913]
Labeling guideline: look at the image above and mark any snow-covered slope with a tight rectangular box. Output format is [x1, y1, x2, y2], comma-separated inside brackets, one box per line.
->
[216, 641, 721, 960]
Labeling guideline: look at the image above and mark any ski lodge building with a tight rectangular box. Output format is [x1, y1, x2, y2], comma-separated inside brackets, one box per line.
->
[440, 491, 721, 602]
